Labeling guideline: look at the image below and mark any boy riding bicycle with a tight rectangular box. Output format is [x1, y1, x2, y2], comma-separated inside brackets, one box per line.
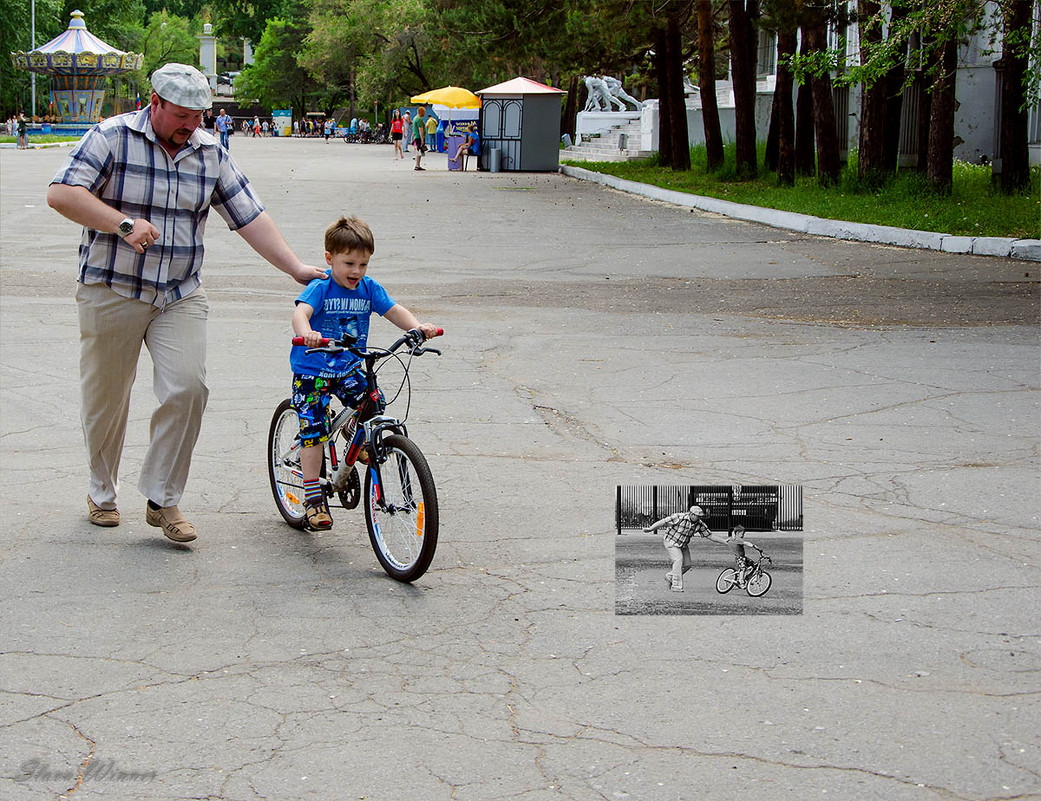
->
[291, 216, 439, 530]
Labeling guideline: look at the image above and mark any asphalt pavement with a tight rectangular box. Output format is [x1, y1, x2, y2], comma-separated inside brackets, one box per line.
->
[1, 136, 1038, 801]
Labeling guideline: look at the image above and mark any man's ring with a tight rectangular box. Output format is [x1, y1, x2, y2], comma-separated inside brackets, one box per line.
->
[142, 243, 148, 250]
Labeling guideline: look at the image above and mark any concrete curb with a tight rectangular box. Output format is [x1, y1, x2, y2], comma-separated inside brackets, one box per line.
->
[560, 164, 1041, 262]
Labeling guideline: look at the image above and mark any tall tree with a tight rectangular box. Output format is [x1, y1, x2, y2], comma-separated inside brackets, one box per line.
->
[925, 37, 958, 192]
[237, 17, 319, 116]
[696, 0, 725, 170]
[794, 33, 816, 175]
[760, 0, 801, 181]
[140, 12, 200, 78]
[799, 2, 840, 185]
[773, 29, 798, 183]
[728, 0, 760, 177]
[996, 0, 1035, 193]
[856, 0, 887, 179]
[660, 10, 692, 169]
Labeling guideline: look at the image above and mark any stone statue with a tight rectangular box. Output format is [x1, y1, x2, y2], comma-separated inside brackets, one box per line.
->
[603, 76, 643, 111]
[583, 75, 642, 112]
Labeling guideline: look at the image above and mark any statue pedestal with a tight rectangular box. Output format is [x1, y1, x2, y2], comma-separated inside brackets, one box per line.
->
[576, 111, 641, 139]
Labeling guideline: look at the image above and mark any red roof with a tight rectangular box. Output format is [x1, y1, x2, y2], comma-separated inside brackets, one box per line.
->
[477, 77, 566, 96]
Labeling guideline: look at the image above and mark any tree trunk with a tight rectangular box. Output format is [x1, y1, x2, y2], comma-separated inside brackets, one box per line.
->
[666, 14, 692, 170]
[697, 0, 725, 170]
[775, 29, 797, 186]
[795, 35, 816, 175]
[857, 0, 887, 179]
[926, 38, 958, 194]
[563, 74, 579, 140]
[881, 2, 910, 171]
[728, 0, 759, 178]
[804, 20, 840, 185]
[765, 82, 780, 171]
[997, 0, 1032, 193]
[655, 24, 674, 167]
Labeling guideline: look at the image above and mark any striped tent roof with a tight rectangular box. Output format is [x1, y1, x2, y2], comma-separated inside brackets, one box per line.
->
[36, 10, 125, 55]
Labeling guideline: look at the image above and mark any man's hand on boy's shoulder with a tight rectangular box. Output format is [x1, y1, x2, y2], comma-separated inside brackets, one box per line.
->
[290, 263, 328, 285]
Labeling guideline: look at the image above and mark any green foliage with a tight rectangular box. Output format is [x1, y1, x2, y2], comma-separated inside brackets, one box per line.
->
[59, 0, 149, 53]
[140, 12, 201, 78]
[207, 0, 307, 43]
[235, 16, 319, 114]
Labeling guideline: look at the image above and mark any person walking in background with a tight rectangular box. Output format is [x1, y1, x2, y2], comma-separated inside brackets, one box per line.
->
[46, 63, 324, 544]
[402, 111, 411, 153]
[425, 112, 438, 152]
[215, 107, 232, 149]
[412, 106, 427, 171]
[16, 112, 28, 149]
[390, 110, 404, 159]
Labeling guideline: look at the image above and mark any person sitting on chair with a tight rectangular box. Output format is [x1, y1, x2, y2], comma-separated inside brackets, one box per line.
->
[453, 124, 479, 168]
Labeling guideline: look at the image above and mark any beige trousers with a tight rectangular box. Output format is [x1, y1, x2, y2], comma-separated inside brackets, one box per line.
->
[77, 282, 209, 509]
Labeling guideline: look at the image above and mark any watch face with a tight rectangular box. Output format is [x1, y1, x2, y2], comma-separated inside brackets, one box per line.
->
[119, 220, 134, 236]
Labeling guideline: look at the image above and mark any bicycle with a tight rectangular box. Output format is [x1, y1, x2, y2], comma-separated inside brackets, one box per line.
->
[715, 542, 773, 597]
[267, 328, 442, 582]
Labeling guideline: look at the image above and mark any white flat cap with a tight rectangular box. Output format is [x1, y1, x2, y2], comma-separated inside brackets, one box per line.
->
[150, 63, 212, 110]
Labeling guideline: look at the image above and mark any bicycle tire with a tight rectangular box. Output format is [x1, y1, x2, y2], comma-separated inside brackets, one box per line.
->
[746, 570, 772, 597]
[268, 398, 307, 528]
[363, 434, 438, 582]
[715, 568, 737, 594]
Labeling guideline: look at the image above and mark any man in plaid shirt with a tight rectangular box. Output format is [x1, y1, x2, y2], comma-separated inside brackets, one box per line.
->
[644, 505, 712, 592]
[47, 63, 325, 544]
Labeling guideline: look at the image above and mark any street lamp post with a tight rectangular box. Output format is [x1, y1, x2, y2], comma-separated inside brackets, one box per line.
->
[31, 0, 37, 116]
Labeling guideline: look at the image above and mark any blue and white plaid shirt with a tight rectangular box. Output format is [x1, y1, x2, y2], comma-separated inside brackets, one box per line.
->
[51, 108, 265, 308]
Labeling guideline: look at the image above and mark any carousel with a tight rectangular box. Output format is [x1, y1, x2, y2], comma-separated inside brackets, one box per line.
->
[10, 9, 143, 133]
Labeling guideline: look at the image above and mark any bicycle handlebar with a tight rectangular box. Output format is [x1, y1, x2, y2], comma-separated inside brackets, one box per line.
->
[292, 327, 443, 357]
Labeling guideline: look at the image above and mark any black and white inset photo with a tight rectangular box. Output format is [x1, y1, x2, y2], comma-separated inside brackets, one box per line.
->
[615, 484, 804, 615]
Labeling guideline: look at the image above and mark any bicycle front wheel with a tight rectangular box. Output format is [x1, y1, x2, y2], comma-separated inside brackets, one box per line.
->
[364, 434, 438, 582]
[268, 398, 307, 528]
[746, 570, 772, 597]
[715, 568, 737, 594]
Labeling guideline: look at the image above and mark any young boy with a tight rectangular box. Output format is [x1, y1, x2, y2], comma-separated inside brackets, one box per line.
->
[291, 216, 439, 530]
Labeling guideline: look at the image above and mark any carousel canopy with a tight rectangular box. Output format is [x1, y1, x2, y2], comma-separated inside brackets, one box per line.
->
[10, 10, 143, 75]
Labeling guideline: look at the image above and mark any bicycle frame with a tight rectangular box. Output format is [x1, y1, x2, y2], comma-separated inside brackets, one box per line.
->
[277, 330, 437, 509]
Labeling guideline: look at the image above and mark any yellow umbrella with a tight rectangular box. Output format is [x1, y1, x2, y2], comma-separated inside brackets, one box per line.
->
[411, 87, 481, 147]
[410, 86, 481, 108]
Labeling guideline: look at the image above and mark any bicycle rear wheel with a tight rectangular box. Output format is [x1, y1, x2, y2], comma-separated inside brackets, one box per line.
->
[715, 568, 737, 594]
[363, 434, 438, 582]
[268, 398, 307, 528]
[746, 570, 772, 597]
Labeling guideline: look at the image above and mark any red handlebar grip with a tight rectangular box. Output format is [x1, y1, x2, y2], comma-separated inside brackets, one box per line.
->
[292, 337, 330, 346]
[434, 328, 444, 337]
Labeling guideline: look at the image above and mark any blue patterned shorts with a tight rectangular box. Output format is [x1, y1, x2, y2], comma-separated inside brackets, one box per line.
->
[292, 370, 367, 447]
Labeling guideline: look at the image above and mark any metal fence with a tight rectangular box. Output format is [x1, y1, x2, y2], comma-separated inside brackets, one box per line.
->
[616, 484, 803, 535]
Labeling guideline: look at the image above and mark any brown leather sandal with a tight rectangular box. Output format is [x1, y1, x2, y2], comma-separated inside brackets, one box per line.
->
[305, 500, 333, 530]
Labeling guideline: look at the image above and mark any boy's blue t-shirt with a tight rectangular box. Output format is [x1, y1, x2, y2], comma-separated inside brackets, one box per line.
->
[291, 274, 396, 378]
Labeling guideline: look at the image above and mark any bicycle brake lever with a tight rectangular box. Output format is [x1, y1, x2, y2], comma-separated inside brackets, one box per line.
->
[416, 347, 442, 356]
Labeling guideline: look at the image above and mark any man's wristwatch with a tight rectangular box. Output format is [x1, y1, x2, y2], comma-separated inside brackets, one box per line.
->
[116, 218, 135, 238]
